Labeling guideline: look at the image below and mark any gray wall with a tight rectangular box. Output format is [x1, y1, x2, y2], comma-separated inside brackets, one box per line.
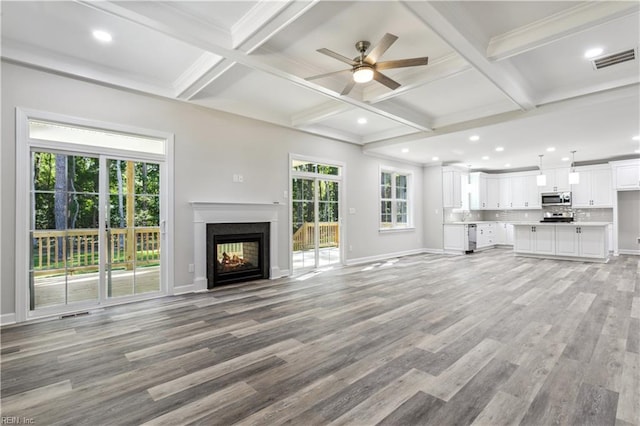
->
[1, 61, 428, 317]
[422, 165, 443, 251]
[618, 190, 640, 251]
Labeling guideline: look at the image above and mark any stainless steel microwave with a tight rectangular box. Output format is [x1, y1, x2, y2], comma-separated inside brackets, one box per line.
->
[541, 192, 571, 206]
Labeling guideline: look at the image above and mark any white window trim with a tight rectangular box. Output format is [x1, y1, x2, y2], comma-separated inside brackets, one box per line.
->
[15, 107, 175, 323]
[379, 165, 414, 232]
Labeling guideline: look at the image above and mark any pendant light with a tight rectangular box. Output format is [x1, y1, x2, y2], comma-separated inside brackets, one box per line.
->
[536, 154, 547, 186]
[568, 150, 580, 184]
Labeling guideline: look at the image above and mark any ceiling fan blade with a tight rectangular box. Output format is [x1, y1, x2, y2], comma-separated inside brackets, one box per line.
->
[340, 80, 356, 96]
[364, 33, 398, 64]
[317, 48, 357, 66]
[305, 69, 351, 81]
[373, 70, 401, 90]
[376, 57, 429, 70]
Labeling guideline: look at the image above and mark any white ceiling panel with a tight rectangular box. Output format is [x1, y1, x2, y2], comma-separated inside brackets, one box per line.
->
[1, 1, 205, 89]
[1, 0, 638, 169]
[509, 13, 640, 104]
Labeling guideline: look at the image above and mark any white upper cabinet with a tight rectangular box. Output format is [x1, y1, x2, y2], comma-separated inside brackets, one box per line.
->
[442, 169, 461, 208]
[539, 168, 571, 193]
[571, 165, 612, 208]
[486, 176, 500, 209]
[508, 172, 540, 209]
[611, 159, 640, 190]
[499, 177, 511, 209]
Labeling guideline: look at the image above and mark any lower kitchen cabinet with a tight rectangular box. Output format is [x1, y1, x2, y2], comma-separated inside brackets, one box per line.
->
[514, 225, 555, 255]
[514, 223, 608, 262]
[477, 223, 494, 248]
[443, 224, 466, 252]
[555, 225, 607, 259]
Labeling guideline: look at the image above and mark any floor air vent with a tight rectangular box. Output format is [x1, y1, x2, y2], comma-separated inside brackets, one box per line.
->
[592, 48, 636, 70]
[60, 311, 90, 319]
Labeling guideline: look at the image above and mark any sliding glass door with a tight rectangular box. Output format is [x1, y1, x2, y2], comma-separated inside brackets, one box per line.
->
[291, 158, 343, 273]
[30, 152, 163, 311]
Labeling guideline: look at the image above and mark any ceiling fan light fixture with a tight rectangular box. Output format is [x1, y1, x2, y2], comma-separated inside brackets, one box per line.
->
[353, 66, 374, 83]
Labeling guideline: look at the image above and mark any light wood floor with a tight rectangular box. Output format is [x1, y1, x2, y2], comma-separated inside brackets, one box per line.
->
[1, 249, 638, 425]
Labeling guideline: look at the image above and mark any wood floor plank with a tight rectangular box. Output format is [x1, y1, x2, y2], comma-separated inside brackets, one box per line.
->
[0, 249, 637, 425]
[329, 368, 431, 426]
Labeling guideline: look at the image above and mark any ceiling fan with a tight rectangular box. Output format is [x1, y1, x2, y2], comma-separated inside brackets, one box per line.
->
[306, 33, 428, 96]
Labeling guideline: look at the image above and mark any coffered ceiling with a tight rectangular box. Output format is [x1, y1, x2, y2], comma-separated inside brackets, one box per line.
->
[2, 1, 639, 170]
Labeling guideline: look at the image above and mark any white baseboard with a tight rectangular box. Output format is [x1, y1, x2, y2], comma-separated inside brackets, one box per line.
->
[1, 313, 17, 326]
[273, 268, 289, 279]
[423, 248, 445, 254]
[172, 283, 199, 295]
[618, 249, 640, 256]
[345, 248, 426, 266]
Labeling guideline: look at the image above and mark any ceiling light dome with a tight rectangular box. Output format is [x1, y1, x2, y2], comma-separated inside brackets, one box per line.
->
[92, 30, 113, 43]
[353, 65, 374, 83]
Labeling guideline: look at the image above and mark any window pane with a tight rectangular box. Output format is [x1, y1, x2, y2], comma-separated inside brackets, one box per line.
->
[292, 160, 316, 173]
[317, 164, 340, 176]
[396, 201, 408, 225]
[29, 120, 165, 155]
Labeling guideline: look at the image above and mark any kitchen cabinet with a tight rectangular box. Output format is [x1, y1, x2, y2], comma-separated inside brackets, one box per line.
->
[509, 173, 541, 209]
[494, 222, 513, 245]
[555, 225, 607, 259]
[470, 173, 501, 210]
[539, 168, 571, 193]
[514, 224, 555, 255]
[611, 159, 640, 190]
[499, 177, 511, 209]
[443, 224, 466, 252]
[442, 169, 463, 208]
[477, 223, 494, 248]
[571, 165, 612, 207]
[486, 176, 500, 209]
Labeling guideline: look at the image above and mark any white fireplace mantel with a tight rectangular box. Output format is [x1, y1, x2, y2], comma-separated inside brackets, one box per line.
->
[190, 201, 284, 291]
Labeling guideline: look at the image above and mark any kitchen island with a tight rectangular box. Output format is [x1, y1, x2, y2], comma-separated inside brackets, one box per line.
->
[513, 222, 610, 263]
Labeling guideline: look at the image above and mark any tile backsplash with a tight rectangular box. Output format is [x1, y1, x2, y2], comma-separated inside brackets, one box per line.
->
[444, 207, 613, 223]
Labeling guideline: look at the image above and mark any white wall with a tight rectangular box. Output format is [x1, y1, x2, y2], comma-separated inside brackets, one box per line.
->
[1, 62, 427, 317]
[423, 165, 444, 251]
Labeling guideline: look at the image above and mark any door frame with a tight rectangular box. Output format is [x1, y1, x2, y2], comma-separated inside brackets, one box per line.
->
[15, 108, 174, 322]
[288, 153, 346, 273]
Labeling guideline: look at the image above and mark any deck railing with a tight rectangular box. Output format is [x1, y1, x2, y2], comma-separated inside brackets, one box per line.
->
[292, 222, 339, 251]
[31, 227, 160, 276]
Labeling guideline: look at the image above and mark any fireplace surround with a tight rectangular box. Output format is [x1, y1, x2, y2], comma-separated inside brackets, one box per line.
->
[190, 202, 283, 293]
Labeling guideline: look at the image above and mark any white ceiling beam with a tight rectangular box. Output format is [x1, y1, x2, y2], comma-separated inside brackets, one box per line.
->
[173, 53, 232, 99]
[291, 101, 353, 127]
[79, 1, 433, 132]
[2, 39, 175, 98]
[232, 0, 318, 53]
[402, 1, 536, 111]
[487, 2, 640, 61]
[363, 82, 640, 152]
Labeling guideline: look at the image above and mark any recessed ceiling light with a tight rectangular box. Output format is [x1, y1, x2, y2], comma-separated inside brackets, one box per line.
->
[546, 147, 556, 152]
[504, 163, 511, 167]
[635, 149, 640, 154]
[482, 156, 489, 160]
[495, 146, 504, 152]
[432, 156, 439, 161]
[401, 148, 409, 153]
[469, 135, 480, 142]
[92, 30, 113, 43]
[584, 47, 603, 59]
[357, 117, 367, 124]
[561, 157, 570, 162]
[633, 135, 640, 141]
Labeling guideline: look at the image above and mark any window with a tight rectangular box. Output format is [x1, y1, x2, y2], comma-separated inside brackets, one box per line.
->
[380, 168, 412, 229]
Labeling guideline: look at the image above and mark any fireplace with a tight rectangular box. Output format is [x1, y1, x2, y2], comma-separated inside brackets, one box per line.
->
[206, 222, 270, 288]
